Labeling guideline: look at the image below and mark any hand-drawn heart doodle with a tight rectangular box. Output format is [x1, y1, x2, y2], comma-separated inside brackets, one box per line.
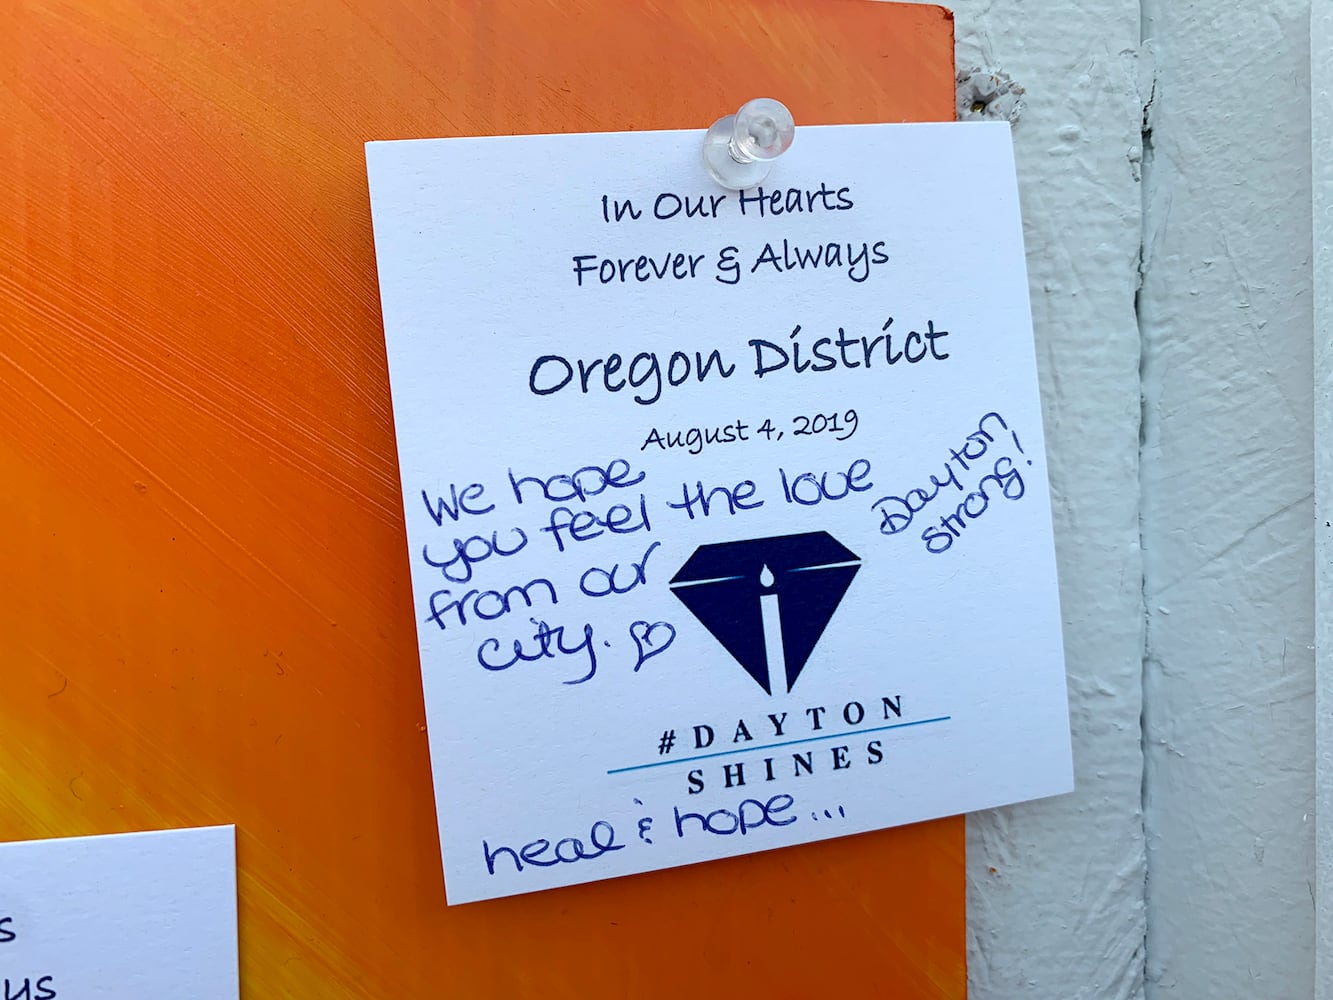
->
[629, 620, 676, 672]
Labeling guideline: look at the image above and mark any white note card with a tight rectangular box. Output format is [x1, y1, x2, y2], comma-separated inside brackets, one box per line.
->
[0, 826, 239, 998]
[366, 122, 1074, 904]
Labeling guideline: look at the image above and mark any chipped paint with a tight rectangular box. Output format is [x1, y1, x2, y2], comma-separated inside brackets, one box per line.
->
[956, 67, 1026, 123]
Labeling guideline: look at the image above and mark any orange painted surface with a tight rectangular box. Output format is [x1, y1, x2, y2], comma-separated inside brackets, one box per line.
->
[0, 1, 962, 996]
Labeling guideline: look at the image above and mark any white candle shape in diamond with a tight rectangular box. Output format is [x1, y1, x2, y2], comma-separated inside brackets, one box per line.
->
[759, 564, 786, 694]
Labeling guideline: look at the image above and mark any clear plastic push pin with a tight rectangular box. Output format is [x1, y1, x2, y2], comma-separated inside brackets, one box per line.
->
[702, 98, 795, 190]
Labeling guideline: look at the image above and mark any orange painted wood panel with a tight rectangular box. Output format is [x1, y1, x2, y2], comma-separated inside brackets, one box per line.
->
[0, 1, 961, 996]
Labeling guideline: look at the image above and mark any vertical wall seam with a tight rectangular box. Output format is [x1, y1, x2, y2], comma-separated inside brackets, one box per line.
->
[1135, 3, 1319, 994]
[1134, 0, 1157, 993]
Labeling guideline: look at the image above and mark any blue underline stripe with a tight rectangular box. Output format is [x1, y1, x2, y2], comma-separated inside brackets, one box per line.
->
[606, 715, 951, 775]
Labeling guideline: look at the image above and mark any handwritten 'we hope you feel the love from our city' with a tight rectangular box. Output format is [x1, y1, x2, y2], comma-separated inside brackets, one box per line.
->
[366, 122, 1074, 904]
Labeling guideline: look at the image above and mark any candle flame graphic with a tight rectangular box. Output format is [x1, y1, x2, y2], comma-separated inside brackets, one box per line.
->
[759, 565, 775, 588]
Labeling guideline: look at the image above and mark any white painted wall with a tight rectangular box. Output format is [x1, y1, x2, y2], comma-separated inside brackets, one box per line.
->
[1313, 3, 1331, 997]
[1137, 1, 1314, 995]
[945, 3, 1150, 997]
[936, 1, 1319, 997]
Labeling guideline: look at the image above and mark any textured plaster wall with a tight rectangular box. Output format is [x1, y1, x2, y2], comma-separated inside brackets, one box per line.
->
[944, 2, 1151, 997]
[1138, 1, 1315, 996]
[938, 0, 1318, 997]
[1313, 2, 1331, 997]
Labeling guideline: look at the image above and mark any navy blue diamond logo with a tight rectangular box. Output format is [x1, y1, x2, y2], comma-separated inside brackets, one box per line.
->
[668, 531, 861, 695]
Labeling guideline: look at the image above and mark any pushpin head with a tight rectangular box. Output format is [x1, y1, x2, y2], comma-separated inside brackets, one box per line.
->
[703, 98, 795, 190]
